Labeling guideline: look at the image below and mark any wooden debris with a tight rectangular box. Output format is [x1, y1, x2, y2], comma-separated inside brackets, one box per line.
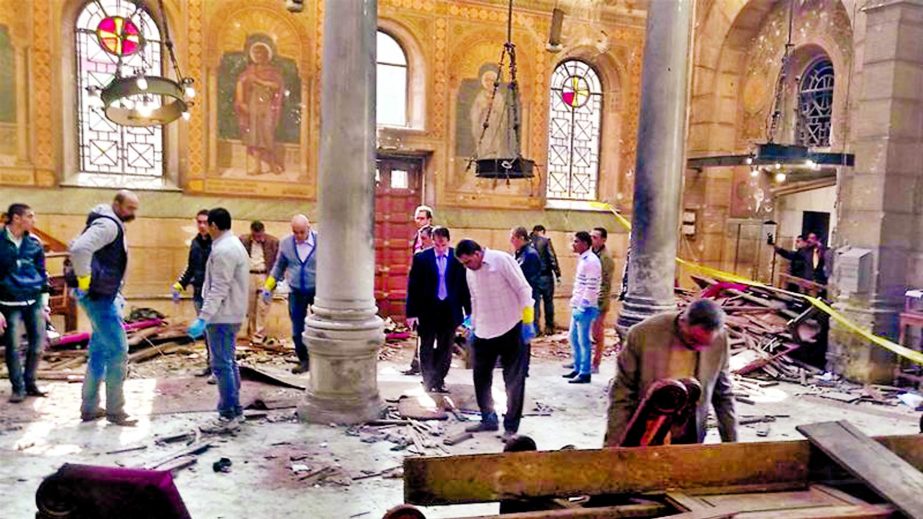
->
[443, 432, 473, 446]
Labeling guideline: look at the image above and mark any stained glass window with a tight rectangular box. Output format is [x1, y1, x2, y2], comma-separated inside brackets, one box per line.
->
[376, 31, 408, 127]
[76, 0, 163, 183]
[797, 59, 834, 148]
[546, 60, 602, 201]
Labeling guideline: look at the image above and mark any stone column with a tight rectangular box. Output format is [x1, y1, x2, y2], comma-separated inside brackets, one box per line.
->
[299, 0, 382, 424]
[617, 0, 694, 333]
[829, 0, 923, 382]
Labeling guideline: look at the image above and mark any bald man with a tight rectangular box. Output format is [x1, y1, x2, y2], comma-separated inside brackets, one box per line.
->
[264, 215, 317, 374]
[69, 190, 139, 425]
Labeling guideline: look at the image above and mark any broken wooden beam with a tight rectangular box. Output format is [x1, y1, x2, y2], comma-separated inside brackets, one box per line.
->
[403, 435, 923, 506]
[797, 421, 923, 518]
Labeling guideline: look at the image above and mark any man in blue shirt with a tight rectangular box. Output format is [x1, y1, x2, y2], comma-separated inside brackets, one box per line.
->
[0, 203, 49, 403]
[263, 215, 317, 374]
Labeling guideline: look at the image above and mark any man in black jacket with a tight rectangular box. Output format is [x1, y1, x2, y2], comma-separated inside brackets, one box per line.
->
[512, 227, 541, 375]
[773, 235, 807, 292]
[405, 226, 471, 393]
[172, 209, 213, 377]
[530, 225, 561, 335]
[0, 203, 49, 403]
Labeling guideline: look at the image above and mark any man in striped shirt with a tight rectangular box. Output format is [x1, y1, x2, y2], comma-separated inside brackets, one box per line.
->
[456, 239, 535, 442]
[563, 231, 601, 384]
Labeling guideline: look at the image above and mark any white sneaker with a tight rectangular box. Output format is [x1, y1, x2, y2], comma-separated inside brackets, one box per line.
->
[199, 415, 241, 434]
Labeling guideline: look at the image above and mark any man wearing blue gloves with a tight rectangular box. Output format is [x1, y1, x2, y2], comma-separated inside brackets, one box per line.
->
[563, 231, 601, 384]
[187, 208, 250, 434]
[455, 239, 535, 442]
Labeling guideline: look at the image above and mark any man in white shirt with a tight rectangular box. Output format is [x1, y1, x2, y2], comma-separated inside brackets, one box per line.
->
[564, 231, 601, 384]
[456, 239, 535, 442]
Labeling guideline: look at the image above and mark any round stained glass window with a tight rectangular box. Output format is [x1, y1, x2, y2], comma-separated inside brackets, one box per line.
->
[96, 16, 143, 57]
[560, 75, 591, 108]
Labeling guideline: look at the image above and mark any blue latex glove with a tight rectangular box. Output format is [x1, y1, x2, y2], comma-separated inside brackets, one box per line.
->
[520, 321, 535, 344]
[187, 318, 206, 339]
[261, 288, 273, 304]
[462, 316, 472, 331]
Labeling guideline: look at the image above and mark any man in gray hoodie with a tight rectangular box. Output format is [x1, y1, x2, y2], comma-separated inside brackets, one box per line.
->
[188, 207, 250, 434]
[69, 190, 139, 426]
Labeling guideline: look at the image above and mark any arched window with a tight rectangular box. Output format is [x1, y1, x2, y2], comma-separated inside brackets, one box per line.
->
[75, 1, 163, 181]
[797, 59, 834, 147]
[376, 31, 408, 127]
[546, 60, 602, 201]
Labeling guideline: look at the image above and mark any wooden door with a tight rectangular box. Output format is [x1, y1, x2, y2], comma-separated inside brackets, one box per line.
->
[374, 157, 423, 321]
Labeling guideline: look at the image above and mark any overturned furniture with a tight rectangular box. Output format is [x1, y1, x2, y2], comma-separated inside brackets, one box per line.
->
[397, 421, 923, 518]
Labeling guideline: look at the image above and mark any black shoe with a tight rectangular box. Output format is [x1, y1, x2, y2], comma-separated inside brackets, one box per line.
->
[562, 371, 578, 379]
[569, 375, 591, 384]
[432, 385, 450, 394]
[291, 363, 310, 374]
[81, 408, 106, 422]
[195, 367, 212, 377]
[9, 392, 25, 403]
[107, 414, 138, 427]
[402, 368, 421, 376]
[465, 421, 499, 433]
[25, 386, 47, 397]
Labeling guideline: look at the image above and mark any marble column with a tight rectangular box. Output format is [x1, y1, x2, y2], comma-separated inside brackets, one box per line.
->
[299, 0, 382, 424]
[617, 0, 694, 333]
[828, 0, 923, 382]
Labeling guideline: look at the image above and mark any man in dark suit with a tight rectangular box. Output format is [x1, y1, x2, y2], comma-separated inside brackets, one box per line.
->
[406, 226, 471, 393]
[530, 225, 561, 335]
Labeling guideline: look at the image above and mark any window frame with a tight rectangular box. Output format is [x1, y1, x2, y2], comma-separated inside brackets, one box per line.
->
[376, 29, 410, 128]
[545, 58, 604, 202]
[796, 58, 835, 148]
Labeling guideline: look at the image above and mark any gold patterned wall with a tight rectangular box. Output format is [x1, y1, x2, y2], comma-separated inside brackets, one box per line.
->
[1, 0, 644, 210]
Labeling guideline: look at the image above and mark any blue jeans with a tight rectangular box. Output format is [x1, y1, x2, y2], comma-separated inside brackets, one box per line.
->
[1, 302, 46, 395]
[206, 323, 242, 418]
[569, 306, 599, 376]
[288, 289, 315, 364]
[79, 296, 128, 416]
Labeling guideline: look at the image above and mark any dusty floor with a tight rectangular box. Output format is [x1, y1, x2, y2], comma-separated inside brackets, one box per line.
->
[1, 335, 919, 519]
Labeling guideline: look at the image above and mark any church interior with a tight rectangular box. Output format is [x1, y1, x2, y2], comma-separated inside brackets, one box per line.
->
[2, 0, 923, 517]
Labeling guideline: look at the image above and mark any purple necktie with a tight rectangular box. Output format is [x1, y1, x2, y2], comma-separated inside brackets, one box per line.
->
[437, 254, 448, 301]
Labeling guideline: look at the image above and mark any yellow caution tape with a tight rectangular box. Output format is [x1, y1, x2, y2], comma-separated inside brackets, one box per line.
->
[593, 201, 921, 365]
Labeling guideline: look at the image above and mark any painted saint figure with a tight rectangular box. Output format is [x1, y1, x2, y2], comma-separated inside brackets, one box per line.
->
[470, 64, 515, 159]
[234, 41, 285, 175]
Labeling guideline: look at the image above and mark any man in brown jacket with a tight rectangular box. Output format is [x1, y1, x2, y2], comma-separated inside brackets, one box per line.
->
[240, 221, 279, 343]
[604, 299, 737, 447]
[590, 227, 615, 373]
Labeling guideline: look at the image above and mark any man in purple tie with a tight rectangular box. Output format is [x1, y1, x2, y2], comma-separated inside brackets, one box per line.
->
[405, 226, 471, 393]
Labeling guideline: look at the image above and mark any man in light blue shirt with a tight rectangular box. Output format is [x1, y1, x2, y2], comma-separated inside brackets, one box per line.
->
[263, 214, 317, 374]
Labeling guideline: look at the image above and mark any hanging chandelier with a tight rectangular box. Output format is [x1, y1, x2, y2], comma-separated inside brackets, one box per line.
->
[686, 0, 853, 176]
[86, 0, 195, 126]
[468, 0, 534, 180]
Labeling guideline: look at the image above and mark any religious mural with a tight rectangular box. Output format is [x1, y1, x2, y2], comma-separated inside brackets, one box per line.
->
[449, 51, 533, 199]
[215, 34, 303, 180]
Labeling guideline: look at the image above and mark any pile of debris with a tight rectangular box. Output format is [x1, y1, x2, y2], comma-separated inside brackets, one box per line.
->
[684, 276, 824, 381]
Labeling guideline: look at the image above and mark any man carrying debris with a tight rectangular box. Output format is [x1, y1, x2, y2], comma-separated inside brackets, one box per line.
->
[456, 239, 535, 442]
[406, 226, 470, 393]
[188, 208, 250, 434]
[263, 214, 317, 375]
[171, 209, 213, 381]
[0, 203, 49, 403]
[69, 190, 139, 426]
[240, 220, 278, 344]
[604, 299, 738, 447]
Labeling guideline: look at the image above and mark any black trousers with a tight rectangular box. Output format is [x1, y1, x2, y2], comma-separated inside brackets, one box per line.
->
[473, 322, 527, 433]
[536, 274, 555, 332]
[418, 313, 456, 390]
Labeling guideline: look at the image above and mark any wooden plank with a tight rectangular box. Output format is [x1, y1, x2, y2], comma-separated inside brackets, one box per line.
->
[738, 504, 895, 518]
[797, 421, 923, 518]
[461, 502, 668, 518]
[403, 435, 923, 506]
